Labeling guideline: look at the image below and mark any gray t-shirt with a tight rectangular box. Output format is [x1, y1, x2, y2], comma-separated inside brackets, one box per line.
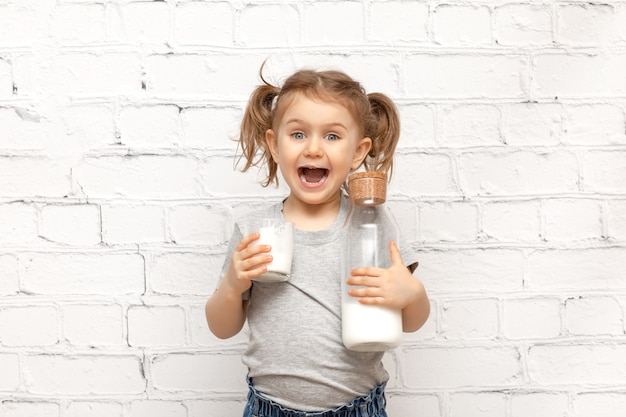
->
[218, 194, 419, 411]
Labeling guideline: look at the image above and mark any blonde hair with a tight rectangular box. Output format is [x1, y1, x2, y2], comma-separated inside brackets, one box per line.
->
[237, 65, 401, 187]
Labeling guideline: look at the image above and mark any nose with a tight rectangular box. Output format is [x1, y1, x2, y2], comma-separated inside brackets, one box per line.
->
[304, 136, 323, 157]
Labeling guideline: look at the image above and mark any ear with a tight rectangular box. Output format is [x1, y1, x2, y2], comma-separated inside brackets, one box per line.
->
[351, 137, 372, 170]
[266, 129, 279, 162]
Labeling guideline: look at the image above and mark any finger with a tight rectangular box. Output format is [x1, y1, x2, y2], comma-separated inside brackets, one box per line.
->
[348, 285, 382, 298]
[389, 240, 404, 266]
[349, 266, 383, 278]
[358, 296, 385, 305]
[242, 253, 272, 272]
[236, 232, 260, 251]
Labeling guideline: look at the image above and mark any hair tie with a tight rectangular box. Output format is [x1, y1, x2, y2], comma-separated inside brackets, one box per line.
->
[271, 95, 279, 111]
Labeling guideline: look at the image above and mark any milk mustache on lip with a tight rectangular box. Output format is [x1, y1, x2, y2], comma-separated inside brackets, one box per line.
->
[341, 171, 402, 352]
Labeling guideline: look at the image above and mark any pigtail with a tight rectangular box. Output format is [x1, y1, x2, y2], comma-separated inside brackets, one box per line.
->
[366, 92, 401, 180]
[237, 73, 281, 187]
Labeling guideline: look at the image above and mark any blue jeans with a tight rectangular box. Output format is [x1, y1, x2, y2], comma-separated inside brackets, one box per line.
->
[242, 377, 388, 417]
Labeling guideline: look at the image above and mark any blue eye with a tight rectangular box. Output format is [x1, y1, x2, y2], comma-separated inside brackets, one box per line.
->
[292, 132, 305, 140]
[326, 133, 339, 141]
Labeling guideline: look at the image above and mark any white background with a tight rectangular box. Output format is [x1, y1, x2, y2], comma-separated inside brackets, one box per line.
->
[1, 0, 626, 416]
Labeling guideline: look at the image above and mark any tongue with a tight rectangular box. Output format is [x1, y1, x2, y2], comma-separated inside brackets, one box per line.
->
[303, 168, 326, 183]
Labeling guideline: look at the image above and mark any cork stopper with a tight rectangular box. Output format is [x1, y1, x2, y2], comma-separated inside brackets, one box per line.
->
[347, 171, 387, 206]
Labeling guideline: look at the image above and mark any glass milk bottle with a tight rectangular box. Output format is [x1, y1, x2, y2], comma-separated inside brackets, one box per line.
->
[341, 171, 402, 351]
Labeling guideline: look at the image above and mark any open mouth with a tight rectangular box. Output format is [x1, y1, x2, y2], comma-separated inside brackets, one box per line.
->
[298, 167, 329, 184]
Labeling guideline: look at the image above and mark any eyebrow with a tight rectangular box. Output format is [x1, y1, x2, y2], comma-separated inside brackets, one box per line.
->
[284, 118, 348, 131]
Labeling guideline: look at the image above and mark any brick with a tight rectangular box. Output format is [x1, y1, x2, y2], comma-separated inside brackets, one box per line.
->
[240, 4, 300, 46]
[511, 392, 568, 417]
[0, 4, 39, 46]
[274, 54, 400, 97]
[494, 4, 552, 46]
[200, 155, 289, 197]
[439, 104, 501, 147]
[502, 298, 562, 340]
[148, 252, 221, 296]
[386, 394, 440, 417]
[40, 204, 101, 245]
[528, 248, 626, 291]
[130, 400, 186, 417]
[57, 104, 117, 152]
[503, 102, 562, 146]
[402, 346, 522, 388]
[48, 53, 142, 97]
[533, 53, 626, 98]
[127, 306, 186, 347]
[169, 204, 229, 245]
[0, 203, 38, 244]
[404, 54, 528, 99]
[528, 344, 626, 385]
[11, 53, 35, 97]
[51, 4, 106, 45]
[187, 399, 246, 417]
[607, 200, 626, 240]
[19, 253, 145, 295]
[1, 402, 60, 417]
[565, 296, 623, 336]
[150, 352, 247, 392]
[370, 1, 429, 42]
[543, 199, 602, 242]
[304, 2, 364, 44]
[144, 54, 265, 99]
[582, 151, 626, 193]
[174, 1, 234, 46]
[114, 1, 170, 45]
[0, 255, 19, 295]
[73, 155, 201, 199]
[434, 5, 492, 45]
[0, 306, 58, 346]
[0, 353, 20, 390]
[450, 392, 506, 417]
[23, 354, 146, 395]
[0, 57, 12, 98]
[102, 205, 165, 244]
[396, 104, 435, 148]
[0, 106, 48, 150]
[0, 157, 70, 198]
[617, 4, 626, 41]
[459, 151, 579, 196]
[180, 106, 242, 149]
[557, 4, 616, 46]
[563, 104, 626, 145]
[441, 299, 499, 340]
[119, 105, 180, 148]
[420, 202, 479, 242]
[418, 249, 523, 293]
[65, 402, 123, 417]
[573, 393, 626, 417]
[482, 200, 541, 242]
[391, 153, 456, 197]
[63, 304, 124, 347]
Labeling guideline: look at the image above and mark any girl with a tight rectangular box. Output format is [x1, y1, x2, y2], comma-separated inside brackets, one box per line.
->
[205, 66, 430, 416]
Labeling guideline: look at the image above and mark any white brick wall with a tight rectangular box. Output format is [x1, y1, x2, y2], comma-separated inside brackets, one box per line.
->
[1, 1, 625, 416]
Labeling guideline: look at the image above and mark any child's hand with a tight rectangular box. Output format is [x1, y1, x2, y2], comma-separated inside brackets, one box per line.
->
[347, 241, 423, 310]
[223, 233, 272, 295]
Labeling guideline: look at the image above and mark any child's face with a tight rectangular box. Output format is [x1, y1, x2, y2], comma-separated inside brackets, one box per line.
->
[266, 93, 372, 208]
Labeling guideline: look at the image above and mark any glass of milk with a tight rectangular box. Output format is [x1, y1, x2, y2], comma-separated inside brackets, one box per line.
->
[243, 218, 294, 282]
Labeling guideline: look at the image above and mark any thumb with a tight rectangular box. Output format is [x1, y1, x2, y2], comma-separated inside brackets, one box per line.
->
[389, 240, 404, 266]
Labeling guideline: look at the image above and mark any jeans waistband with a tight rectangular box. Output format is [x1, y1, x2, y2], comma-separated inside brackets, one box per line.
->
[245, 377, 387, 417]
